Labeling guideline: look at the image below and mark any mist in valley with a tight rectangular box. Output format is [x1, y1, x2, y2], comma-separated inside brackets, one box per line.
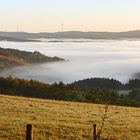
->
[0, 39, 140, 84]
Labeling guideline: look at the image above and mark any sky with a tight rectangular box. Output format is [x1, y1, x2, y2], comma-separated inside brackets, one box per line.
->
[0, 0, 140, 32]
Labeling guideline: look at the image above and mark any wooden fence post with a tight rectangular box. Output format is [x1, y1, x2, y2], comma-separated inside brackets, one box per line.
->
[26, 124, 33, 140]
[93, 123, 97, 140]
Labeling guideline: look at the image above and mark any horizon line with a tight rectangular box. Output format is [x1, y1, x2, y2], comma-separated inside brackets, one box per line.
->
[0, 29, 140, 34]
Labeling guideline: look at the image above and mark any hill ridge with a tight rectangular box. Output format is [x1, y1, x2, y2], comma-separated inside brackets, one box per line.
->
[1, 30, 140, 40]
[0, 47, 64, 69]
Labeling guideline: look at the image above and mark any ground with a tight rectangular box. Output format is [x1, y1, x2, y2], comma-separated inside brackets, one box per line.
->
[0, 94, 139, 140]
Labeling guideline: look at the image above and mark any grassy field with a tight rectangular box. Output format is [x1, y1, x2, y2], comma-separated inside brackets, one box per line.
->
[0, 94, 139, 140]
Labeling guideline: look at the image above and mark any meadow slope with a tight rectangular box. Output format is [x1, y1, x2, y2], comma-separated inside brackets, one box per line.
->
[0, 94, 139, 140]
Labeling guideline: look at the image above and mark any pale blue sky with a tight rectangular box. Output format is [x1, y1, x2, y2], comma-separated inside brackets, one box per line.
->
[0, 0, 140, 32]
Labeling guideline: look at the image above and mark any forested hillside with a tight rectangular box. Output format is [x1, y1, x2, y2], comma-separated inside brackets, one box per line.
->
[0, 47, 64, 69]
[74, 78, 124, 90]
[0, 76, 139, 107]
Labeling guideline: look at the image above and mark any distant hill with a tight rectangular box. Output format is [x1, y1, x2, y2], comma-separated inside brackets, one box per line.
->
[0, 47, 64, 69]
[0, 30, 140, 41]
[73, 78, 124, 90]
[73, 77, 140, 90]
[0, 36, 39, 42]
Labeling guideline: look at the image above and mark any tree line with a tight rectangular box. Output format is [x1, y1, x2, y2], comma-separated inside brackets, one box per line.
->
[0, 76, 139, 107]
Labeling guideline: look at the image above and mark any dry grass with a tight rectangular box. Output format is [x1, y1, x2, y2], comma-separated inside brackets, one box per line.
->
[0, 94, 139, 140]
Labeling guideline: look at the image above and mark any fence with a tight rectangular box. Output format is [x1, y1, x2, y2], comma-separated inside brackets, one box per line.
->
[25, 123, 99, 140]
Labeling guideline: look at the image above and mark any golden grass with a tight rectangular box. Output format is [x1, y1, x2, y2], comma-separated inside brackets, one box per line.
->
[0, 94, 139, 140]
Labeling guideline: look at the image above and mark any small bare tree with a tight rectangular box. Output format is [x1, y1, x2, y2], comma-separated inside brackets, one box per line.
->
[97, 105, 109, 139]
[93, 104, 110, 140]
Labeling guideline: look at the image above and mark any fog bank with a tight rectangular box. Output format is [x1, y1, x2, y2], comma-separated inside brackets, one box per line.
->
[0, 40, 140, 83]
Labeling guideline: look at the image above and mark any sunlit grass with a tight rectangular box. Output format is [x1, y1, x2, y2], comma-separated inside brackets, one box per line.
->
[0, 94, 139, 140]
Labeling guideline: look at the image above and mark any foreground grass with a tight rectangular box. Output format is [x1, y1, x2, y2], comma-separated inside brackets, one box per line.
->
[0, 94, 139, 140]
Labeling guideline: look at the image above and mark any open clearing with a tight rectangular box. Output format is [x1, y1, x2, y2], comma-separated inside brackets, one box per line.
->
[0, 94, 139, 140]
